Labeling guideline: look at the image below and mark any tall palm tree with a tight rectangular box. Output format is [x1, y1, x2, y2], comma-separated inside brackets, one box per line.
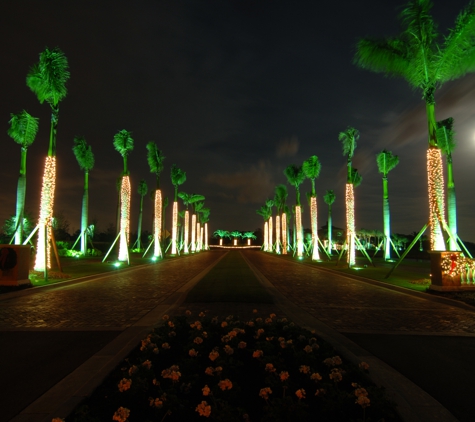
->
[376, 150, 399, 260]
[113, 129, 134, 262]
[199, 207, 210, 250]
[170, 165, 186, 255]
[178, 193, 205, 253]
[274, 184, 288, 254]
[339, 127, 360, 267]
[265, 199, 274, 252]
[256, 205, 271, 251]
[27, 47, 70, 271]
[8, 110, 39, 245]
[303, 155, 322, 260]
[146, 141, 165, 258]
[354, 0, 475, 251]
[135, 180, 148, 251]
[284, 164, 305, 257]
[72, 136, 95, 255]
[323, 190, 336, 255]
[436, 117, 458, 250]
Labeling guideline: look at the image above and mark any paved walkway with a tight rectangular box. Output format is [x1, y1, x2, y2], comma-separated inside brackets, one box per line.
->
[2, 250, 474, 421]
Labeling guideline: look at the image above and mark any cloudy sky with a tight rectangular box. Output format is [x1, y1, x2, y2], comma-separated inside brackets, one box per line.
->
[2, 0, 475, 243]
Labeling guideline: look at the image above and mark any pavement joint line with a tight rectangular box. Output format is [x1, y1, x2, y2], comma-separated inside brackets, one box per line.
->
[10, 252, 228, 422]
[241, 252, 458, 422]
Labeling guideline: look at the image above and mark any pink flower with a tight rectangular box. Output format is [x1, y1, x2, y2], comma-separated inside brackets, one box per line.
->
[224, 345, 234, 355]
[299, 365, 310, 374]
[359, 361, 370, 371]
[311, 372, 322, 382]
[221, 321, 228, 328]
[162, 343, 170, 350]
[238, 341, 247, 349]
[149, 397, 163, 408]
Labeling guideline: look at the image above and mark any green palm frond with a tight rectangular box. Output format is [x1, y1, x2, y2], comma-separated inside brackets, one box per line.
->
[178, 192, 190, 205]
[199, 207, 210, 224]
[376, 150, 399, 175]
[323, 190, 336, 206]
[230, 231, 242, 238]
[72, 136, 95, 171]
[274, 184, 288, 213]
[138, 180, 148, 196]
[265, 199, 274, 210]
[436, 117, 456, 155]
[8, 110, 39, 148]
[146, 141, 165, 175]
[350, 168, 363, 187]
[26, 47, 70, 106]
[113, 130, 134, 156]
[339, 127, 359, 158]
[302, 155, 321, 180]
[171, 164, 186, 187]
[257, 205, 271, 221]
[189, 194, 205, 204]
[194, 201, 204, 213]
[284, 164, 305, 187]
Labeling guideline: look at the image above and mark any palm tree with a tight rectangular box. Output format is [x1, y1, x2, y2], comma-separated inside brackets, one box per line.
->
[436, 117, 458, 250]
[256, 205, 271, 251]
[213, 229, 230, 246]
[303, 155, 322, 260]
[178, 193, 205, 253]
[265, 199, 274, 252]
[199, 207, 210, 250]
[8, 110, 39, 245]
[376, 150, 399, 260]
[135, 180, 148, 251]
[27, 47, 70, 271]
[274, 184, 288, 254]
[72, 136, 95, 255]
[242, 231, 257, 246]
[284, 164, 306, 257]
[339, 127, 360, 267]
[146, 141, 165, 258]
[113, 129, 134, 262]
[170, 165, 186, 255]
[354, 0, 475, 251]
[230, 231, 242, 246]
[323, 190, 336, 255]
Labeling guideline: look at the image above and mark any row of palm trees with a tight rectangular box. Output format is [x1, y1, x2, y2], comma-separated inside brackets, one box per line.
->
[213, 230, 257, 245]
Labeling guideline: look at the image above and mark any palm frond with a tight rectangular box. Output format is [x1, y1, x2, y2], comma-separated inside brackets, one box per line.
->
[72, 136, 95, 171]
[339, 127, 359, 158]
[302, 155, 321, 179]
[8, 110, 39, 147]
[113, 130, 134, 156]
[138, 180, 148, 196]
[436, 117, 456, 155]
[284, 164, 305, 187]
[376, 150, 399, 175]
[171, 164, 186, 187]
[350, 168, 363, 187]
[26, 47, 69, 106]
[146, 141, 165, 175]
[323, 189, 336, 206]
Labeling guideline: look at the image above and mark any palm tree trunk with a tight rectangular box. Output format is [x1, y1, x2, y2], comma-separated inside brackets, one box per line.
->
[14, 148, 28, 244]
[80, 171, 89, 255]
[184, 210, 189, 253]
[118, 175, 131, 262]
[196, 222, 201, 251]
[191, 214, 196, 252]
[447, 157, 457, 251]
[205, 223, 209, 250]
[136, 194, 144, 251]
[295, 205, 303, 257]
[275, 215, 281, 254]
[171, 201, 178, 255]
[327, 205, 332, 256]
[346, 184, 356, 267]
[264, 221, 268, 251]
[382, 176, 391, 260]
[310, 196, 319, 260]
[281, 213, 287, 254]
[269, 216, 273, 252]
[153, 189, 162, 258]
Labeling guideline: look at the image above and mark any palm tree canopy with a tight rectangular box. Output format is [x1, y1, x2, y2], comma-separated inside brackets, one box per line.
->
[138, 179, 148, 196]
[302, 155, 321, 180]
[376, 150, 399, 176]
[194, 201, 204, 213]
[354, 0, 475, 101]
[242, 231, 257, 240]
[199, 207, 210, 224]
[339, 127, 359, 158]
[146, 141, 165, 175]
[436, 117, 456, 155]
[214, 229, 230, 239]
[26, 47, 70, 106]
[171, 164, 186, 187]
[72, 136, 95, 171]
[257, 205, 271, 221]
[230, 231, 242, 238]
[323, 189, 336, 206]
[284, 164, 305, 188]
[8, 110, 39, 148]
[274, 184, 288, 213]
[265, 199, 274, 210]
[350, 168, 363, 187]
[113, 130, 134, 157]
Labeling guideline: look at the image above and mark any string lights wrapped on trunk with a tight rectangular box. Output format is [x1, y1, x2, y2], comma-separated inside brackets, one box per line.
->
[295, 205, 303, 258]
[118, 175, 131, 262]
[153, 189, 163, 258]
[310, 196, 320, 260]
[275, 215, 281, 254]
[282, 213, 287, 254]
[346, 184, 356, 266]
[427, 148, 446, 251]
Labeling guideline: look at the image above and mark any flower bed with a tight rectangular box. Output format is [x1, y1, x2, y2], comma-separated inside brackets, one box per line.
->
[65, 310, 400, 422]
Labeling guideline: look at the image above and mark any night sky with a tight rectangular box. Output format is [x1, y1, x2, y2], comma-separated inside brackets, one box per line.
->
[2, 0, 475, 242]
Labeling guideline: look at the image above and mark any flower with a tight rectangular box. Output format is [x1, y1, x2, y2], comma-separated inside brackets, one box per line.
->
[162, 342, 170, 349]
[168, 331, 176, 337]
[168, 321, 175, 328]
[324, 356, 342, 367]
[202, 385, 211, 396]
[299, 365, 310, 374]
[185, 310, 192, 315]
[303, 345, 313, 353]
[224, 345, 234, 355]
[52, 419, 64, 422]
[238, 341, 247, 349]
[118, 378, 132, 392]
[128, 365, 138, 376]
[149, 398, 163, 408]
[112, 407, 130, 422]
[295, 389, 306, 399]
[255, 328, 265, 338]
[310, 373, 322, 382]
[189, 348, 199, 357]
[218, 378, 233, 391]
[142, 360, 152, 369]
[252, 349, 263, 358]
[209, 350, 219, 361]
[221, 321, 228, 328]
[356, 395, 371, 408]
[269, 313, 276, 318]
[259, 387, 272, 400]
[161, 365, 181, 382]
[205, 367, 214, 376]
[359, 361, 370, 371]
[199, 312, 206, 317]
[195, 401, 211, 417]
[265, 363, 276, 373]
[162, 315, 169, 321]
[279, 371, 289, 381]
[265, 318, 272, 324]
[194, 336, 204, 344]
[329, 368, 343, 383]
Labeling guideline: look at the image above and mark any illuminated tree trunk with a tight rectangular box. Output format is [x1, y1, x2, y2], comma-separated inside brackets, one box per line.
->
[34, 156, 56, 270]
[14, 148, 28, 245]
[295, 205, 303, 258]
[184, 210, 189, 253]
[447, 157, 457, 251]
[327, 206, 332, 255]
[346, 184, 356, 267]
[268, 216, 273, 252]
[171, 201, 178, 255]
[275, 215, 281, 254]
[196, 222, 201, 251]
[205, 223, 209, 250]
[310, 196, 320, 260]
[191, 214, 196, 252]
[264, 221, 268, 251]
[427, 148, 446, 250]
[382, 176, 391, 260]
[80, 170, 89, 255]
[281, 213, 287, 254]
[153, 189, 163, 258]
[118, 176, 131, 262]
[200, 226, 204, 251]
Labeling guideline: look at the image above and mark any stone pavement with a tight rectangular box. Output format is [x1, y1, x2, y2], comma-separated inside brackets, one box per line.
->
[2, 249, 474, 421]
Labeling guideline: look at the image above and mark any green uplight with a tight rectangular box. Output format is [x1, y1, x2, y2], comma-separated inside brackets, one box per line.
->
[114, 262, 121, 268]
